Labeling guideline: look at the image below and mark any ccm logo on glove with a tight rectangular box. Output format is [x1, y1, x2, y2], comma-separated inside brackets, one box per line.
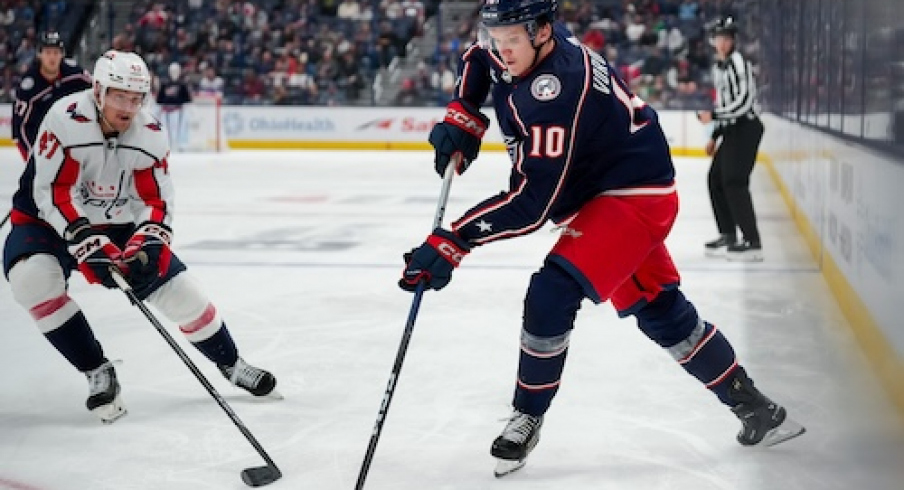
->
[429, 236, 466, 265]
[70, 235, 109, 261]
[445, 104, 488, 138]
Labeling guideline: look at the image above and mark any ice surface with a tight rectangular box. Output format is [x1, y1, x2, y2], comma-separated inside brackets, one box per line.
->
[0, 149, 901, 490]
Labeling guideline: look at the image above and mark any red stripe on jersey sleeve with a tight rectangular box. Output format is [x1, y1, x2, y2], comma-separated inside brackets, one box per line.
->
[51, 150, 82, 223]
[133, 162, 167, 222]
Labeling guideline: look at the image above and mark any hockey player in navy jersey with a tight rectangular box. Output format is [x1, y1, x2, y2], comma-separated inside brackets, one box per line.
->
[155, 62, 193, 151]
[400, 0, 804, 477]
[11, 31, 91, 161]
[3, 50, 278, 424]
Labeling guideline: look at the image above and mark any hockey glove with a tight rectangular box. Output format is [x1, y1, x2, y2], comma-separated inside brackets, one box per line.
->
[123, 222, 173, 289]
[399, 228, 470, 292]
[429, 100, 490, 177]
[65, 218, 124, 289]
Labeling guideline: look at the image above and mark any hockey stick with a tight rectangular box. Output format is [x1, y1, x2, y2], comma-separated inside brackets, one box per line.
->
[109, 268, 282, 487]
[354, 161, 457, 490]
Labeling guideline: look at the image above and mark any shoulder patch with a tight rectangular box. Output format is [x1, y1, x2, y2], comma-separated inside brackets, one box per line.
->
[66, 102, 91, 122]
[531, 74, 561, 102]
[20, 77, 34, 91]
[65, 58, 77, 67]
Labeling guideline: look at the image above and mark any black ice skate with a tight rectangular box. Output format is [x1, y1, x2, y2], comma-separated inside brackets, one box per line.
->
[704, 234, 734, 258]
[728, 368, 805, 446]
[726, 240, 764, 262]
[85, 360, 127, 424]
[219, 357, 280, 398]
[491, 411, 543, 477]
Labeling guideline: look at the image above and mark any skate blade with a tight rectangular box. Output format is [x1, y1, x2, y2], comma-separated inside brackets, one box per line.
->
[705, 249, 726, 258]
[494, 458, 527, 478]
[92, 397, 127, 424]
[262, 388, 284, 400]
[726, 251, 764, 262]
[761, 417, 806, 447]
[239, 388, 285, 401]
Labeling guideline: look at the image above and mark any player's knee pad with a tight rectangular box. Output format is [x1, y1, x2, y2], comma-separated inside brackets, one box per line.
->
[523, 263, 584, 340]
[634, 288, 699, 348]
[8, 254, 81, 333]
[147, 272, 222, 342]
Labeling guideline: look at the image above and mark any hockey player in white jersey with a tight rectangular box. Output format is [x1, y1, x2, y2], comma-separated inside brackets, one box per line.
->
[2, 50, 278, 424]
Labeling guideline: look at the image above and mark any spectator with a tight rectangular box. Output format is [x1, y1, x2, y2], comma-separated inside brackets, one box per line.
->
[625, 14, 647, 45]
[317, 80, 346, 105]
[15, 38, 35, 68]
[138, 3, 168, 30]
[197, 64, 225, 98]
[642, 46, 668, 77]
[319, 0, 340, 17]
[679, 0, 700, 21]
[376, 20, 400, 68]
[581, 27, 605, 53]
[112, 23, 136, 51]
[240, 68, 265, 102]
[394, 77, 420, 106]
[337, 0, 361, 20]
[431, 61, 456, 104]
[336, 42, 364, 101]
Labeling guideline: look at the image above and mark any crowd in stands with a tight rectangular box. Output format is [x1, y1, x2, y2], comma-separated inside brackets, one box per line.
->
[0, 0, 752, 111]
[112, 0, 439, 106]
[398, 0, 745, 109]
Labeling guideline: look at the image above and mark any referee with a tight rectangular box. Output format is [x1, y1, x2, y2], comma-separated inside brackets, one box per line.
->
[698, 17, 764, 262]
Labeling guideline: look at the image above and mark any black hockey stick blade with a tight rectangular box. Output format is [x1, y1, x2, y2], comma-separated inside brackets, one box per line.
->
[241, 465, 282, 487]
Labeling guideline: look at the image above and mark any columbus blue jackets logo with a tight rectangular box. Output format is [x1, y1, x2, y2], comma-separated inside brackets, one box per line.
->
[66, 102, 91, 122]
[531, 75, 561, 102]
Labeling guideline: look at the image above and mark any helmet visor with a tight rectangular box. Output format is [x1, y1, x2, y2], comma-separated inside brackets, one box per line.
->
[104, 90, 146, 112]
[477, 21, 533, 52]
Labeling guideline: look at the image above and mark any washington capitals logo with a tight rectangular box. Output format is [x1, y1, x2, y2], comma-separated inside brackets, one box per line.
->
[66, 102, 90, 122]
[146, 119, 162, 131]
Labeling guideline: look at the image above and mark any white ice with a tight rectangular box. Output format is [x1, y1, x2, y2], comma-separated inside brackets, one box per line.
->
[1, 149, 902, 490]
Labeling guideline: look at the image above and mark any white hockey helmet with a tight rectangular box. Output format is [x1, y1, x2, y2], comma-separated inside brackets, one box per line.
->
[92, 50, 151, 109]
[168, 62, 181, 80]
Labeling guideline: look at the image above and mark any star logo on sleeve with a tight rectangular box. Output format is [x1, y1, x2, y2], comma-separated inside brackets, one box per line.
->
[476, 220, 493, 233]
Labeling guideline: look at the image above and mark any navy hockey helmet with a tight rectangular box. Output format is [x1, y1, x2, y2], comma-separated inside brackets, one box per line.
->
[708, 17, 738, 37]
[39, 31, 65, 51]
[481, 0, 558, 28]
[480, 0, 558, 47]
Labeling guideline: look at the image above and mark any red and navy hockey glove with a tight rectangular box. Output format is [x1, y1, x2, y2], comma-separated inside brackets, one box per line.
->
[399, 228, 471, 292]
[428, 100, 490, 177]
[65, 218, 124, 289]
[123, 222, 173, 288]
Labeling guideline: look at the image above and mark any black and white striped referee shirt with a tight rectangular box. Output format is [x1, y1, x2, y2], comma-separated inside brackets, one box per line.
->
[712, 50, 760, 127]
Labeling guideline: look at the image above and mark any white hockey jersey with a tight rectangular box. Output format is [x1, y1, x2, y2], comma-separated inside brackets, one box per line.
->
[23, 89, 173, 238]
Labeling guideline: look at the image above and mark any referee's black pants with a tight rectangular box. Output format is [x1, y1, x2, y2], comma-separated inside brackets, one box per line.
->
[708, 117, 764, 244]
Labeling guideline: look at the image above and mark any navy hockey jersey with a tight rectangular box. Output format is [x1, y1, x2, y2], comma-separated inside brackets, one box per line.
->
[156, 79, 192, 110]
[12, 59, 92, 158]
[450, 23, 675, 246]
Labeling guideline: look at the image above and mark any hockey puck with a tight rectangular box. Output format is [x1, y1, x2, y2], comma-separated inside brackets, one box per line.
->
[241, 465, 282, 487]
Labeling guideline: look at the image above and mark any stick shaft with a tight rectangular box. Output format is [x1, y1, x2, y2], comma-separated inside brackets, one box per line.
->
[354, 162, 456, 490]
[111, 272, 280, 473]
